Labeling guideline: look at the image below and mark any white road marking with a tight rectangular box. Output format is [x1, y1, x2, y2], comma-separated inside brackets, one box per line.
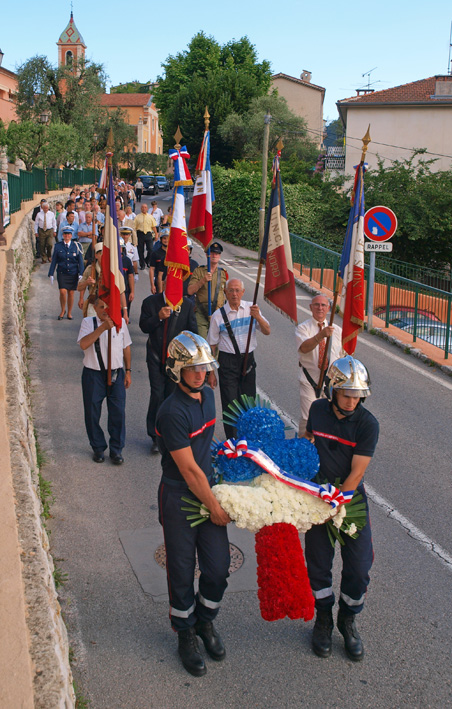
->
[256, 385, 452, 571]
[225, 260, 452, 392]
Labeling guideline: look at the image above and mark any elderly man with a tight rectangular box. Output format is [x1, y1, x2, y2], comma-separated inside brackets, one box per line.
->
[34, 201, 57, 263]
[77, 211, 98, 255]
[187, 242, 227, 339]
[207, 279, 270, 438]
[133, 203, 158, 270]
[77, 297, 132, 465]
[295, 294, 343, 436]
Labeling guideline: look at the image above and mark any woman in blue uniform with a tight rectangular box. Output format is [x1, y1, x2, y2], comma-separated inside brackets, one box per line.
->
[48, 226, 84, 320]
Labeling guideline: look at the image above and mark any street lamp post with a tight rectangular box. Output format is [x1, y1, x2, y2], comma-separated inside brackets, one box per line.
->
[39, 111, 50, 193]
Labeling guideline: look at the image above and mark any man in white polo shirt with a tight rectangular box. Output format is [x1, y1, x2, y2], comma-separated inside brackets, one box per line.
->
[207, 278, 270, 438]
[295, 294, 343, 436]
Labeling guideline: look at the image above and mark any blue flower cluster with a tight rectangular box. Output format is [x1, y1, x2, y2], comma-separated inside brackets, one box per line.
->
[214, 406, 320, 483]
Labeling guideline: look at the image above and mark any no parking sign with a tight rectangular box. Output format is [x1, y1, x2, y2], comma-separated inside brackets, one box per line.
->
[364, 206, 397, 242]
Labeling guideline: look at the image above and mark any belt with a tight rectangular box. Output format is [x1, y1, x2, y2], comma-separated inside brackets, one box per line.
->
[161, 475, 213, 488]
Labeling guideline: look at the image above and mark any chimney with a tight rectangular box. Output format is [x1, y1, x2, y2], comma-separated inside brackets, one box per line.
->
[301, 70, 312, 83]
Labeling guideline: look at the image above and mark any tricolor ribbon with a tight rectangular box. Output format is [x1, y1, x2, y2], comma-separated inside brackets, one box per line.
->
[218, 439, 354, 509]
[169, 147, 193, 187]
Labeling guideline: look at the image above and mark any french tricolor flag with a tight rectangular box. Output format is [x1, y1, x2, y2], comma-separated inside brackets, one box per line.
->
[99, 172, 125, 329]
[164, 185, 191, 311]
[339, 163, 366, 354]
[261, 155, 298, 324]
[188, 129, 214, 250]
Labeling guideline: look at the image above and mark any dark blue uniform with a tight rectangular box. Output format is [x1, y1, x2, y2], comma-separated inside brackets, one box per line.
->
[48, 240, 84, 290]
[305, 399, 379, 615]
[155, 386, 230, 631]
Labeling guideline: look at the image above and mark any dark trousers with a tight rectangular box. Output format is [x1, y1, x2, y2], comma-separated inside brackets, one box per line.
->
[305, 486, 373, 615]
[137, 230, 153, 268]
[158, 480, 230, 631]
[136, 189, 142, 203]
[38, 228, 54, 261]
[146, 356, 176, 439]
[218, 350, 256, 438]
[81, 367, 126, 455]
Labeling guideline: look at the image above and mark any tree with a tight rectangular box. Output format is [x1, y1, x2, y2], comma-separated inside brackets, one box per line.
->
[218, 92, 318, 165]
[154, 32, 271, 164]
[6, 120, 45, 171]
[364, 153, 452, 269]
[110, 81, 153, 94]
[42, 121, 90, 167]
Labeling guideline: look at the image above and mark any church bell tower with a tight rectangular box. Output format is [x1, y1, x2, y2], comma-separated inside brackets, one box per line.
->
[57, 11, 87, 68]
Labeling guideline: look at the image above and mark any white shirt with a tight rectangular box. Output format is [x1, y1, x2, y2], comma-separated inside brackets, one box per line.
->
[77, 317, 132, 370]
[207, 300, 269, 354]
[295, 316, 343, 383]
[124, 242, 139, 263]
[34, 210, 57, 234]
[150, 207, 164, 227]
[123, 213, 136, 223]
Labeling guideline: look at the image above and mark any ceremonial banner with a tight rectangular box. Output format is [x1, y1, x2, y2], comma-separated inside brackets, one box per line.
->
[98, 157, 108, 191]
[169, 146, 193, 187]
[339, 164, 366, 354]
[188, 129, 214, 249]
[261, 155, 297, 323]
[165, 185, 190, 310]
[99, 172, 125, 329]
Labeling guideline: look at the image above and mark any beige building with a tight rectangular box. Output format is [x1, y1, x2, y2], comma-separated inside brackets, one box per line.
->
[337, 76, 452, 176]
[100, 94, 163, 155]
[271, 71, 325, 148]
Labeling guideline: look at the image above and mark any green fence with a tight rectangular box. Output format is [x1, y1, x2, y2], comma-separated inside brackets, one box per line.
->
[6, 167, 100, 215]
[290, 233, 452, 358]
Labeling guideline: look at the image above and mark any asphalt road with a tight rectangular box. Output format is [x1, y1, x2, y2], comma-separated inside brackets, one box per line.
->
[27, 193, 452, 708]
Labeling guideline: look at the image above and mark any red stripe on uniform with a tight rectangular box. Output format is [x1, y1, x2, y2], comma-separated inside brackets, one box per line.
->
[312, 430, 357, 447]
[188, 418, 216, 438]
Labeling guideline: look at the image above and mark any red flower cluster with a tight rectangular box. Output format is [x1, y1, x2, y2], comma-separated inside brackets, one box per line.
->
[255, 523, 315, 622]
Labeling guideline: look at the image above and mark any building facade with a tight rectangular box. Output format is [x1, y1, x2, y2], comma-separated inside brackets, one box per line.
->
[337, 76, 452, 176]
[271, 71, 325, 148]
[100, 94, 163, 155]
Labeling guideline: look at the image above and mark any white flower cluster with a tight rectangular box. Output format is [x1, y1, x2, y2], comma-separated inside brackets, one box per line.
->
[212, 474, 346, 534]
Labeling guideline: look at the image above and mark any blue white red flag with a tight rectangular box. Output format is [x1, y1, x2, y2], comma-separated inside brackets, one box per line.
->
[169, 146, 193, 187]
[261, 154, 298, 324]
[188, 129, 215, 250]
[339, 163, 366, 354]
[165, 185, 190, 310]
[99, 171, 125, 330]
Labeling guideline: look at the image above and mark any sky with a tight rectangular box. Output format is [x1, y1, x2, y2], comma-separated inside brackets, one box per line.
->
[2, 0, 452, 127]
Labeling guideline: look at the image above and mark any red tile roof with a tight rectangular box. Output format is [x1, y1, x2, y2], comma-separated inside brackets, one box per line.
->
[100, 93, 151, 107]
[272, 72, 325, 93]
[338, 76, 452, 106]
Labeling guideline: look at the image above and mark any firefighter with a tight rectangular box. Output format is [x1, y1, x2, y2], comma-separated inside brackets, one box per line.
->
[304, 355, 379, 661]
[155, 332, 230, 676]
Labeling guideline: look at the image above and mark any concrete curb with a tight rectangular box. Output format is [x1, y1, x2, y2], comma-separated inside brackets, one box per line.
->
[2, 196, 75, 707]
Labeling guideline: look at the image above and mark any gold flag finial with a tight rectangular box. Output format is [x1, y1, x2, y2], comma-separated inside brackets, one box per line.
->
[174, 126, 183, 149]
[276, 138, 284, 152]
[107, 127, 114, 152]
[204, 106, 210, 131]
[360, 125, 371, 163]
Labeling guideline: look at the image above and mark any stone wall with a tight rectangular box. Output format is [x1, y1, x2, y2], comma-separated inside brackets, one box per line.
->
[3, 200, 75, 707]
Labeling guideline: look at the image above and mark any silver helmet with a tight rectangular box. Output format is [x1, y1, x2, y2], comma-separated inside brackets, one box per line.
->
[166, 331, 218, 383]
[327, 355, 371, 399]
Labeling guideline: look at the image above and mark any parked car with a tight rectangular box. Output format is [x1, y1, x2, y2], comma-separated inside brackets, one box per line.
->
[374, 307, 440, 330]
[403, 323, 452, 350]
[139, 175, 159, 196]
[155, 175, 170, 191]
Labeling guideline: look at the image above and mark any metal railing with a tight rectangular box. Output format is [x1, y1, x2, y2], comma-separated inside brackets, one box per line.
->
[7, 167, 101, 215]
[290, 233, 452, 358]
[370, 254, 451, 292]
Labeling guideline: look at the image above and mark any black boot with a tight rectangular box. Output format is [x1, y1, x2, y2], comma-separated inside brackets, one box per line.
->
[195, 621, 226, 661]
[337, 610, 364, 661]
[178, 627, 206, 676]
[312, 608, 333, 658]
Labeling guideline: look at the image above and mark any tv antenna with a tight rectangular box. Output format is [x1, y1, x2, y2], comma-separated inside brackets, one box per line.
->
[362, 67, 377, 91]
[448, 21, 452, 74]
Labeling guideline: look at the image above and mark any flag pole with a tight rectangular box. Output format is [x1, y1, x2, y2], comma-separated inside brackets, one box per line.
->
[241, 117, 273, 378]
[315, 125, 371, 396]
[106, 128, 114, 387]
[201, 108, 213, 318]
